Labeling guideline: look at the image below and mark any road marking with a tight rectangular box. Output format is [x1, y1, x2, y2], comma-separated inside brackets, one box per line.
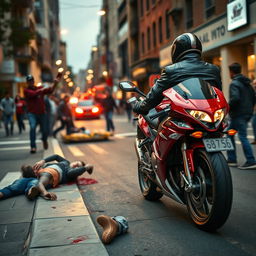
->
[51, 138, 64, 157]
[67, 145, 84, 156]
[0, 146, 30, 151]
[0, 140, 41, 145]
[87, 144, 108, 155]
[0, 172, 21, 188]
[114, 132, 136, 138]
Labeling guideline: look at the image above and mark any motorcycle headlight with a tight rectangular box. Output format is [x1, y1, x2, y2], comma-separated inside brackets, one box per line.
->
[214, 109, 225, 122]
[187, 110, 212, 122]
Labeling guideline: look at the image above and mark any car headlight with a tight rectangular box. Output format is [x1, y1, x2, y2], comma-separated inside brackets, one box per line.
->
[187, 110, 212, 122]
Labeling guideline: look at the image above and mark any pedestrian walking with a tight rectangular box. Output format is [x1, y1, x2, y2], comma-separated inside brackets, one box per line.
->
[44, 95, 57, 137]
[0, 92, 15, 136]
[24, 73, 61, 153]
[102, 88, 117, 133]
[15, 95, 26, 134]
[227, 62, 256, 169]
[250, 79, 256, 144]
[53, 94, 74, 137]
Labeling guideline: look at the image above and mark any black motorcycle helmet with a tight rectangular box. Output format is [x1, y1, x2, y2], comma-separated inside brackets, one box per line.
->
[171, 33, 202, 63]
[26, 75, 34, 82]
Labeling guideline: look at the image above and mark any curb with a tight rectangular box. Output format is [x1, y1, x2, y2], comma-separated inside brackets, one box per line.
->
[28, 138, 108, 256]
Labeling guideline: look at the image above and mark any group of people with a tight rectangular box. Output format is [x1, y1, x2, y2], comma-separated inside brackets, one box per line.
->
[0, 93, 26, 136]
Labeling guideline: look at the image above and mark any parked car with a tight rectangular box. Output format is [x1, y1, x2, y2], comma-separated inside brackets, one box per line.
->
[74, 99, 103, 119]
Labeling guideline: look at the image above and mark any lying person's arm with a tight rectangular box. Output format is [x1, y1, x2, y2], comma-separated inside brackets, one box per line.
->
[37, 176, 57, 200]
[33, 154, 69, 170]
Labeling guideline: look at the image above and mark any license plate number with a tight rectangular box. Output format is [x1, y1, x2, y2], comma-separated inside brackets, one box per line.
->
[203, 138, 234, 152]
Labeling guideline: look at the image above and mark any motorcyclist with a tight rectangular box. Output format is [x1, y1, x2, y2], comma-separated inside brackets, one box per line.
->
[133, 33, 222, 115]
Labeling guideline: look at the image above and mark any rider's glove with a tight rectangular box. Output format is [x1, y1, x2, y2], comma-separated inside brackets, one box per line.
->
[133, 100, 149, 115]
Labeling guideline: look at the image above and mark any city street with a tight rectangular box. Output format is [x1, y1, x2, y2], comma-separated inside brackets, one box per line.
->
[60, 115, 255, 256]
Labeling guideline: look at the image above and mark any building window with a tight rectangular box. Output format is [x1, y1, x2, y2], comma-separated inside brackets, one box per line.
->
[141, 33, 145, 54]
[146, 0, 150, 11]
[185, 0, 193, 29]
[147, 27, 151, 51]
[140, 0, 144, 17]
[165, 10, 171, 39]
[153, 22, 156, 48]
[158, 17, 162, 44]
[205, 0, 215, 19]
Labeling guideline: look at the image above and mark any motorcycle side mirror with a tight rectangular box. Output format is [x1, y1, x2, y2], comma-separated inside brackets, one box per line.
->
[119, 81, 136, 92]
[119, 81, 147, 97]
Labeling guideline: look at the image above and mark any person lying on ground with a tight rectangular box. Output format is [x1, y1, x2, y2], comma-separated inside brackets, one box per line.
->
[0, 164, 56, 200]
[26, 154, 93, 198]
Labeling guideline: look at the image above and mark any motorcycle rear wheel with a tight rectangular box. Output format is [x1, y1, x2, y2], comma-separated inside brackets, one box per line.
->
[185, 150, 233, 231]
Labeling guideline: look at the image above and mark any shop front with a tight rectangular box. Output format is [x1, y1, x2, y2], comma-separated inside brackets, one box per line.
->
[131, 58, 160, 93]
[159, 0, 256, 99]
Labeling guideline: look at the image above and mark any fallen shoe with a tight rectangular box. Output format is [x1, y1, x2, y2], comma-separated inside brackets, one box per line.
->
[96, 215, 119, 244]
[85, 164, 94, 175]
[27, 186, 40, 200]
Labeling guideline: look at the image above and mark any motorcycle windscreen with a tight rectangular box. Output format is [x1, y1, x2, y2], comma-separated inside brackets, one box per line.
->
[172, 78, 216, 100]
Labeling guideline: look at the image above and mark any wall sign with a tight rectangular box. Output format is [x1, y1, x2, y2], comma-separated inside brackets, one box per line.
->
[227, 0, 248, 31]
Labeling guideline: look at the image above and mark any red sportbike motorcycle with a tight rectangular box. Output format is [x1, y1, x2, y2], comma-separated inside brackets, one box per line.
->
[119, 78, 234, 231]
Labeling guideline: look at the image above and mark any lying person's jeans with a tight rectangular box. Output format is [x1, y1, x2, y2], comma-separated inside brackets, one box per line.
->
[0, 178, 38, 199]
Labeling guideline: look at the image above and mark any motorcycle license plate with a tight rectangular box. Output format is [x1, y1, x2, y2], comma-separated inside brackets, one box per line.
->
[203, 138, 234, 152]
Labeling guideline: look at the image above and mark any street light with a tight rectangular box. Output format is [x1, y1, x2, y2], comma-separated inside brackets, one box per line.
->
[97, 9, 106, 16]
[56, 60, 62, 66]
[102, 71, 108, 77]
[92, 46, 98, 52]
[68, 82, 74, 87]
[58, 67, 64, 73]
[60, 29, 68, 35]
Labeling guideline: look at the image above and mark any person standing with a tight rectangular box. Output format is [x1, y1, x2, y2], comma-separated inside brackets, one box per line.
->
[102, 88, 117, 133]
[250, 79, 256, 144]
[227, 63, 256, 169]
[15, 95, 26, 134]
[53, 94, 74, 137]
[0, 92, 15, 136]
[24, 73, 62, 153]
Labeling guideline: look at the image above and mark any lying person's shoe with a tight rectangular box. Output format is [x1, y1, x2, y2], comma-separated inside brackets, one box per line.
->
[96, 215, 119, 244]
[85, 164, 94, 175]
[27, 186, 40, 200]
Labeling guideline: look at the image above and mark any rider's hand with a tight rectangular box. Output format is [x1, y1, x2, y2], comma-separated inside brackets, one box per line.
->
[133, 101, 149, 115]
[33, 160, 45, 171]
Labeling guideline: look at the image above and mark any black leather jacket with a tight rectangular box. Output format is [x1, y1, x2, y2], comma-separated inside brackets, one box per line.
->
[229, 74, 255, 118]
[138, 52, 222, 114]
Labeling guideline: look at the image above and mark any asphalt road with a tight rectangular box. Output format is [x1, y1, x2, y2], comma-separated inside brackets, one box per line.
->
[56, 115, 256, 256]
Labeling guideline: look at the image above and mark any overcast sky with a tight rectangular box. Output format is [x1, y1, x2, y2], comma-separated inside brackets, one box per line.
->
[59, 0, 102, 73]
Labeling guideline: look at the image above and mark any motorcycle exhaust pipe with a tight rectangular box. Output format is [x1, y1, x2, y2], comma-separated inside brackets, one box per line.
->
[135, 138, 143, 162]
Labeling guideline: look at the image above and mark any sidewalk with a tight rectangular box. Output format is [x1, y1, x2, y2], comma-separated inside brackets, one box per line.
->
[0, 123, 108, 256]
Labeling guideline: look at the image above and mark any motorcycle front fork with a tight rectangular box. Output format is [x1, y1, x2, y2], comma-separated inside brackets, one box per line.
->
[181, 142, 194, 192]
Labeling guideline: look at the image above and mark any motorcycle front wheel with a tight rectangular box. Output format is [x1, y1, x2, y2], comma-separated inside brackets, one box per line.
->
[185, 150, 233, 231]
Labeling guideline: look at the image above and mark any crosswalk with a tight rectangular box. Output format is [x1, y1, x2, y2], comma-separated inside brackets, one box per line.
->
[0, 134, 255, 156]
